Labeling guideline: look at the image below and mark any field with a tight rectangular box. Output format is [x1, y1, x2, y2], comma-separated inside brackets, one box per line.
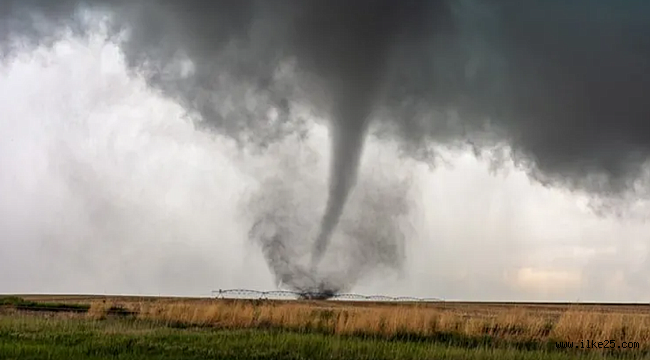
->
[2, 295, 650, 359]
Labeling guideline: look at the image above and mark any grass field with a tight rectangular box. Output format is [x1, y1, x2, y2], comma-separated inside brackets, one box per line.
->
[2, 295, 650, 359]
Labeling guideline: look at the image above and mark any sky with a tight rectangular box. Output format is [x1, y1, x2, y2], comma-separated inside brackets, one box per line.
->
[1, 15, 650, 302]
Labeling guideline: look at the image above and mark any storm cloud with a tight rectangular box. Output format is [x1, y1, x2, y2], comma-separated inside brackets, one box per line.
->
[3, 0, 648, 190]
[2, 0, 650, 292]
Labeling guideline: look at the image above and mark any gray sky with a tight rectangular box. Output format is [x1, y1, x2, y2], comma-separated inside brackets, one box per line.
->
[1, 20, 650, 302]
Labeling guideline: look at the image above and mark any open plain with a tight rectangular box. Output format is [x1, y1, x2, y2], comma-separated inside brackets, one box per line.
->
[2, 295, 650, 359]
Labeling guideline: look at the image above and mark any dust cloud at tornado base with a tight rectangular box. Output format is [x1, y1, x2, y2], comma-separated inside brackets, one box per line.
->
[1, 0, 650, 294]
[244, 129, 417, 293]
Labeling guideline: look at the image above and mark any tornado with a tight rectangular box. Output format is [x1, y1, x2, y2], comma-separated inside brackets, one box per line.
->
[3, 0, 650, 293]
[311, 92, 373, 268]
[289, 1, 425, 268]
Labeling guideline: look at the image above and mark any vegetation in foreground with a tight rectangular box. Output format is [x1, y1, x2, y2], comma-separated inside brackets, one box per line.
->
[2, 295, 650, 359]
[94, 297, 650, 348]
[0, 312, 645, 360]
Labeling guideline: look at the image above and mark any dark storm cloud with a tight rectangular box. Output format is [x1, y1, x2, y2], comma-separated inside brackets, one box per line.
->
[3, 0, 650, 291]
[3, 0, 650, 194]
[416, 0, 650, 196]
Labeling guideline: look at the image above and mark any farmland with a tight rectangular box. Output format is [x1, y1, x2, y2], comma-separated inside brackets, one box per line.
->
[1, 295, 649, 359]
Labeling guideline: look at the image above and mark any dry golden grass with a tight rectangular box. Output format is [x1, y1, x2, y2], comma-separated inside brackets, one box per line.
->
[87, 299, 650, 347]
[17, 295, 650, 349]
[86, 300, 115, 320]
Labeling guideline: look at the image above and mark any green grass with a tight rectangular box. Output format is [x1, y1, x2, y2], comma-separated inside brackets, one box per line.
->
[0, 313, 646, 360]
[0, 296, 90, 313]
[0, 296, 131, 316]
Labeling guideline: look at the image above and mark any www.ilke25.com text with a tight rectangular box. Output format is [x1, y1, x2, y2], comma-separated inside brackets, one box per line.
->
[555, 340, 640, 349]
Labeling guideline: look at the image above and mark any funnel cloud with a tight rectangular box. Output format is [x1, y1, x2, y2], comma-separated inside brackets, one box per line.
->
[2, 0, 650, 293]
[244, 134, 414, 293]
